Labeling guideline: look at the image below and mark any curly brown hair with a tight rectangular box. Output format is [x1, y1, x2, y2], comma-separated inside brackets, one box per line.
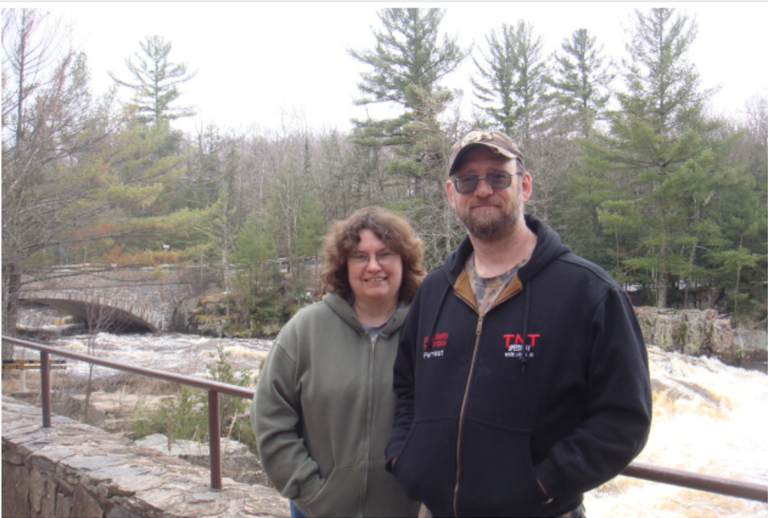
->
[320, 207, 425, 302]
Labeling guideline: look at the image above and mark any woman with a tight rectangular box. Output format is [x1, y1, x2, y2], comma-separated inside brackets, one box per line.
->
[251, 207, 425, 518]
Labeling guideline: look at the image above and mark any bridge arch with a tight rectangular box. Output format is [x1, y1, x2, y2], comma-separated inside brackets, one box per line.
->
[24, 296, 158, 333]
[18, 266, 207, 332]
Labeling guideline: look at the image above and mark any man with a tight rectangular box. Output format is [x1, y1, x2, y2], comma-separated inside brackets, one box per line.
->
[385, 130, 652, 517]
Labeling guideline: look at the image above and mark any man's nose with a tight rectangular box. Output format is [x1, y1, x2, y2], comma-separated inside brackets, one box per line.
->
[474, 176, 494, 196]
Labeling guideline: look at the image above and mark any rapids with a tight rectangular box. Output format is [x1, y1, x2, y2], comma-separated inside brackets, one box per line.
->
[584, 347, 768, 516]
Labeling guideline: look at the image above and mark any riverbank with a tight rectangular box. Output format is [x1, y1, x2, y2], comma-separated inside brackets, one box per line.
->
[635, 306, 767, 368]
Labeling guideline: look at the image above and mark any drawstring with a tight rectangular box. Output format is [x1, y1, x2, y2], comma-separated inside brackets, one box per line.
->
[425, 285, 452, 351]
[520, 281, 531, 373]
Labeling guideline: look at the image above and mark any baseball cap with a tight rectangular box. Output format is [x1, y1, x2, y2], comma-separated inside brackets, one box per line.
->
[448, 129, 524, 175]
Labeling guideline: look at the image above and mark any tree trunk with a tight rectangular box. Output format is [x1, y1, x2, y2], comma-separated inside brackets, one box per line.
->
[656, 270, 668, 308]
[84, 363, 95, 424]
[2, 264, 21, 336]
[2, 264, 21, 379]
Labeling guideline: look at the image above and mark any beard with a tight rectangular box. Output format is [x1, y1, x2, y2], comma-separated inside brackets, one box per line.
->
[457, 195, 524, 240]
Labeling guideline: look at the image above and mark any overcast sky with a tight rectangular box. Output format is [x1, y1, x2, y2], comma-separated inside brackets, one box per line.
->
[18, 2, 768, 135]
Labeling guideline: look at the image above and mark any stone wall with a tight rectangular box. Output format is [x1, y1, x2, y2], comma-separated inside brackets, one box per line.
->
[634, 307, 766, 365]
[2, 396, 289, 518]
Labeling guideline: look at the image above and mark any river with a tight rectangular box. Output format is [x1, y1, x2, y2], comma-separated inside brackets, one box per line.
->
[12, 307, 768, 517]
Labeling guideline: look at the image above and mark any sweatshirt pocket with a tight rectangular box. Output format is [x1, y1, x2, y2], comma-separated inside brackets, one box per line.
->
[456, 419, 547, 517]
[302, 463, 364, 518]
[393, 418, 456, 516]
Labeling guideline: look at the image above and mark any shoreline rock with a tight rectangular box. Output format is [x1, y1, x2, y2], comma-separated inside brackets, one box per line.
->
[634, 306, 766, 366]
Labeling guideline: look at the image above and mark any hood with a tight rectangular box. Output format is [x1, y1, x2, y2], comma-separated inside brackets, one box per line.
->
[443, 213, 571, 284]
[322, 292, 410, 338]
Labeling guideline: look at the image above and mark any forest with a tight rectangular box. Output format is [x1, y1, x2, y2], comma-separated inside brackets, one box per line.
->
[3, 7, 766, 338]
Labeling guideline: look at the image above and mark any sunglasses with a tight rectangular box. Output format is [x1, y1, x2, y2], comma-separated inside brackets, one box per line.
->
[451, 171, 521, 195]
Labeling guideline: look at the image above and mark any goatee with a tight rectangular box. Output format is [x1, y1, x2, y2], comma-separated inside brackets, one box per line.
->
[462, 211, 514, 238]
[459, 200, 521, 240]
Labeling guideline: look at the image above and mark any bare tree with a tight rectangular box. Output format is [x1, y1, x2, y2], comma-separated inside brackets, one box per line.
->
[81, 303, 130, 424]
[2, 9, 115, 373]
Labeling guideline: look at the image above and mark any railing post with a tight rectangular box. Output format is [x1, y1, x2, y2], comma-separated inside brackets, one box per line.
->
[208, 389, 222, 490]
[40, 351, 52, 428]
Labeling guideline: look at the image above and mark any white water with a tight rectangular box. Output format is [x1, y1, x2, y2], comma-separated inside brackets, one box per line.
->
[584, 347, 768, 517]
[13, 307, 768, 516]
[42, 332, 273, 381]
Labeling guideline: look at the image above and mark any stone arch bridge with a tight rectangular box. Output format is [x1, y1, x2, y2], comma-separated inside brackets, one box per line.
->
[18, 265, 219, 332]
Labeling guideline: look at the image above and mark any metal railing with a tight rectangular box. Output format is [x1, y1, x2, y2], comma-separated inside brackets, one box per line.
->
[2, 335, 254, 490]
[2, 335, 767, 503]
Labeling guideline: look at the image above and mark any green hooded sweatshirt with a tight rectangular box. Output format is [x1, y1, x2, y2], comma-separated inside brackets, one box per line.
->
[251, 292, 419, 518]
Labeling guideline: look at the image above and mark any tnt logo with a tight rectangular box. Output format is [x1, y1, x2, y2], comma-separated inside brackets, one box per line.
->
[504, 333, 540, 359]
[423, 332, 448, 350]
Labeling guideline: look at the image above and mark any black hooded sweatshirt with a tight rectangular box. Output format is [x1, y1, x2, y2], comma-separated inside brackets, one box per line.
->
[386, 214, 652, 517]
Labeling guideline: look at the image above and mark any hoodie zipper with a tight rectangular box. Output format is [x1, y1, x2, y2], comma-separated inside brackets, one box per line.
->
[359, 333, 378, 518]
[450, 282, 527, 516]
[452, 314, 484, 517]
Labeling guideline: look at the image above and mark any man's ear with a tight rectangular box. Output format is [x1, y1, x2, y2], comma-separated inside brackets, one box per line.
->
[446, 179, 457, 210]
[521, 173, 533, 202]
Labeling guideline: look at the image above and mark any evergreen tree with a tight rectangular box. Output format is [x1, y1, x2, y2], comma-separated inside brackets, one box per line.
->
[350, 9, 464, 120]
[183, 124, 228, 210]
[704, 99, 767, 321]
[349, 8, 467, 266]
[548, 28, 614, 138]
[315, 129, 362, 220]
[587, 8, 743, 310]
[348, 8, 465, 179]
[471, 20, 576, 228]
[471, 20, 549, 144]
[547, 29, 614, 263]
[230, 209, 289, 334]
[109, 35, 196, 124]
[69, 119, 207, 270]
[471, 24, 518, 135]
[88, 36, 206, 268]
[742, 94, 767, 193]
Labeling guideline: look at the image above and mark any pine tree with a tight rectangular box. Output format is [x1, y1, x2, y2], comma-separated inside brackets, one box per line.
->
[348, 7, 465, 170]
[471, 24, 518, 135]
[546, 29, 615, 262]
[109, 35, 196, 124]
[548, 28, 614, 138]
[350, 9, 464, 122]
[704, 99, 766, 321]
[349, 8, 468, 266]
[589, 8, 735, 309]
[471, 20, 549, 144]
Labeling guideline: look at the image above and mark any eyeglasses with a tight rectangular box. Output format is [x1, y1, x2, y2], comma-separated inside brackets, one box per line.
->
[451, 171, 521, 195]
[349, 251, 399, 267]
